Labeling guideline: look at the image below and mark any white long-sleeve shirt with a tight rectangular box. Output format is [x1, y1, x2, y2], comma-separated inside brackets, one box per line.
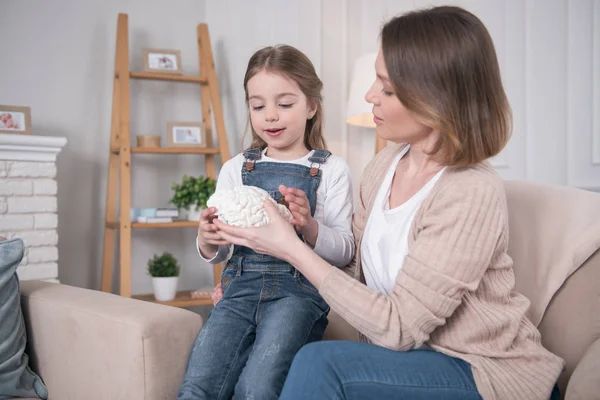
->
[196, 149, 355, 267]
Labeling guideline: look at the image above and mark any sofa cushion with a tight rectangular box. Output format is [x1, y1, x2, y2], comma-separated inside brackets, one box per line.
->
[565, 337, 600, 400]
[537, 249, 600, 395]
[504, 181, 600, 326]
[0, 238, 47, 400]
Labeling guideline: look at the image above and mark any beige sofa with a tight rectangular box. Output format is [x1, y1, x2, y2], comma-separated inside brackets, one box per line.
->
[17, 280, 202, 400]
[16, 181, 600, 400]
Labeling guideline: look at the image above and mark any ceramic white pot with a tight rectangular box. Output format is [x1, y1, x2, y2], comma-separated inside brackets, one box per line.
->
[152, 276, 178, 301]
[186, 205, 202, 221]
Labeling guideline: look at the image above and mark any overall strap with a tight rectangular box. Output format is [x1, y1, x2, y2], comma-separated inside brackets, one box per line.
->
[243, 147, 263, 171]
[308, 149, 331, 176]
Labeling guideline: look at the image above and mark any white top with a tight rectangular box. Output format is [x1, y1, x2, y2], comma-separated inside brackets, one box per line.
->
[361, 146, 446, 295]
[197, 148, 355, 267]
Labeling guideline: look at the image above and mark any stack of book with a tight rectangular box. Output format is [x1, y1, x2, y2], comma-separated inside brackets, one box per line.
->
[130, 207, 179, 223]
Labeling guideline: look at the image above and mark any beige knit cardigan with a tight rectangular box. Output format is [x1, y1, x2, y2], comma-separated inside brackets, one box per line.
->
[318, 144, 564, 400]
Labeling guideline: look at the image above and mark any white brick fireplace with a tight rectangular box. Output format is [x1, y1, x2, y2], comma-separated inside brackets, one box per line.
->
[0, 133, 67, 281]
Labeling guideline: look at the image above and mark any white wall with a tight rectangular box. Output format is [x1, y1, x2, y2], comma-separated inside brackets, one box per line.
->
[0, 0, 210, 295]
[1, 0, 598, 295]
[332, 0, 600, 191]
[208, 0, 600, 193]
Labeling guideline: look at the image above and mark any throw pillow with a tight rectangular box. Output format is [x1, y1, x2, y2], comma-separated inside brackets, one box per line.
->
[0, 237, 48, 400]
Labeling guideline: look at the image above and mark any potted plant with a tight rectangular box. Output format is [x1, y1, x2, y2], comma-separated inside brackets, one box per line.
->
[169, 175, 216, 221]
[147, 252, 180, 302]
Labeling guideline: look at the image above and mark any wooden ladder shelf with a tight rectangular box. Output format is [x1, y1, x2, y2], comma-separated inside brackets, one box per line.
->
[100, 13, 229, 307]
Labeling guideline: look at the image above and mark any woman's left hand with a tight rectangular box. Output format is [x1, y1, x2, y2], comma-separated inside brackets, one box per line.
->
[213, 200, 303, 261]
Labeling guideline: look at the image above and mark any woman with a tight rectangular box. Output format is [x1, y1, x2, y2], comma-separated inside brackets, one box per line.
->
[214, 6, 564, 400]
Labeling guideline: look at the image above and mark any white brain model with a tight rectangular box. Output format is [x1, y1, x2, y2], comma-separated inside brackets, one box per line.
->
[206, 186, 293, 228]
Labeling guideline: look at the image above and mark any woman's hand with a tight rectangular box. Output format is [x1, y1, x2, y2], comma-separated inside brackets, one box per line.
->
[213, 200, 303, 262]
[279, 185, 319, 247]
[197, 207, 230, 258]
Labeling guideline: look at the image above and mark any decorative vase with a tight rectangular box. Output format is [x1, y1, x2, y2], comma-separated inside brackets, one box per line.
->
[186, 205, 202, 221]
[152, 276, 178, 302]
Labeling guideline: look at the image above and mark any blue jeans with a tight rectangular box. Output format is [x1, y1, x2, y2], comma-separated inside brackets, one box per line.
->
[280, 341, 482, 400]
[280, 341, 562, 399]
[178, 263, 329, 400]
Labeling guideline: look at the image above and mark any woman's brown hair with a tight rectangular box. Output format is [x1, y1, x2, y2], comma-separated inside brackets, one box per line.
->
[243, 45, 327, 150]
[381, 6, 511, 166]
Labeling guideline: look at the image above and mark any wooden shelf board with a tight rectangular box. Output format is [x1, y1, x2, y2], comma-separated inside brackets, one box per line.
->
[131, 147, 220, 154]
[106, 221, 198, 229]
[132, 290, 213, 308]
[129, 71, 207, 84]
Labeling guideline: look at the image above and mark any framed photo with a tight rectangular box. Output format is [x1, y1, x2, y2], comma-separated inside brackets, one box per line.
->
[0, 106, 32, 135]
[143, 48, 182, 75]
[167, 122, 206, 148]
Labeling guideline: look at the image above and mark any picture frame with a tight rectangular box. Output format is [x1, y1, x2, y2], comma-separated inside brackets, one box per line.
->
[143, 48, 182, 75]
[167, 122, 206, 148]
[0, 105, 32, 135]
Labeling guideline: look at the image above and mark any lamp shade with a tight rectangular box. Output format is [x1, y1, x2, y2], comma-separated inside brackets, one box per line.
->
[346, 52, 377, 128]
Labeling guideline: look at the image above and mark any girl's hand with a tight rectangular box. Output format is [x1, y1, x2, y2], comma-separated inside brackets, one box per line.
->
[279, 185, 318, 246]
[211, 283, 223, 306]
[197, 207, 230, 258]
[213, 200, 303, 262]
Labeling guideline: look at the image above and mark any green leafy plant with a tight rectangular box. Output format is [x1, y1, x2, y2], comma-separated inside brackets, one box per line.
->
[169, 174, 216, 211]
[147, 252, 180, 278]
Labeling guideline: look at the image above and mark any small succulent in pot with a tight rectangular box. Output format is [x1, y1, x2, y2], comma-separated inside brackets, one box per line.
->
[147, 252, 180, 302]
[147, 252, 180, 277]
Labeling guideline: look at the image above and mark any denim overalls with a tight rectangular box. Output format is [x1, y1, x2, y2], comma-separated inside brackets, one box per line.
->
[179, 148, 331, 400]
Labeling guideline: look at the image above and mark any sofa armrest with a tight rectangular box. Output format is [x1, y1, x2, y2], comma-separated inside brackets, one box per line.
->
[19, 281, 202, 400]
[323, 311, 359, 341]
[566, 337, 600, 400]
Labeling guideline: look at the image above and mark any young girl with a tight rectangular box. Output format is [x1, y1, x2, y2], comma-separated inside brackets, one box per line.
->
[178, 45, 355, 400]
